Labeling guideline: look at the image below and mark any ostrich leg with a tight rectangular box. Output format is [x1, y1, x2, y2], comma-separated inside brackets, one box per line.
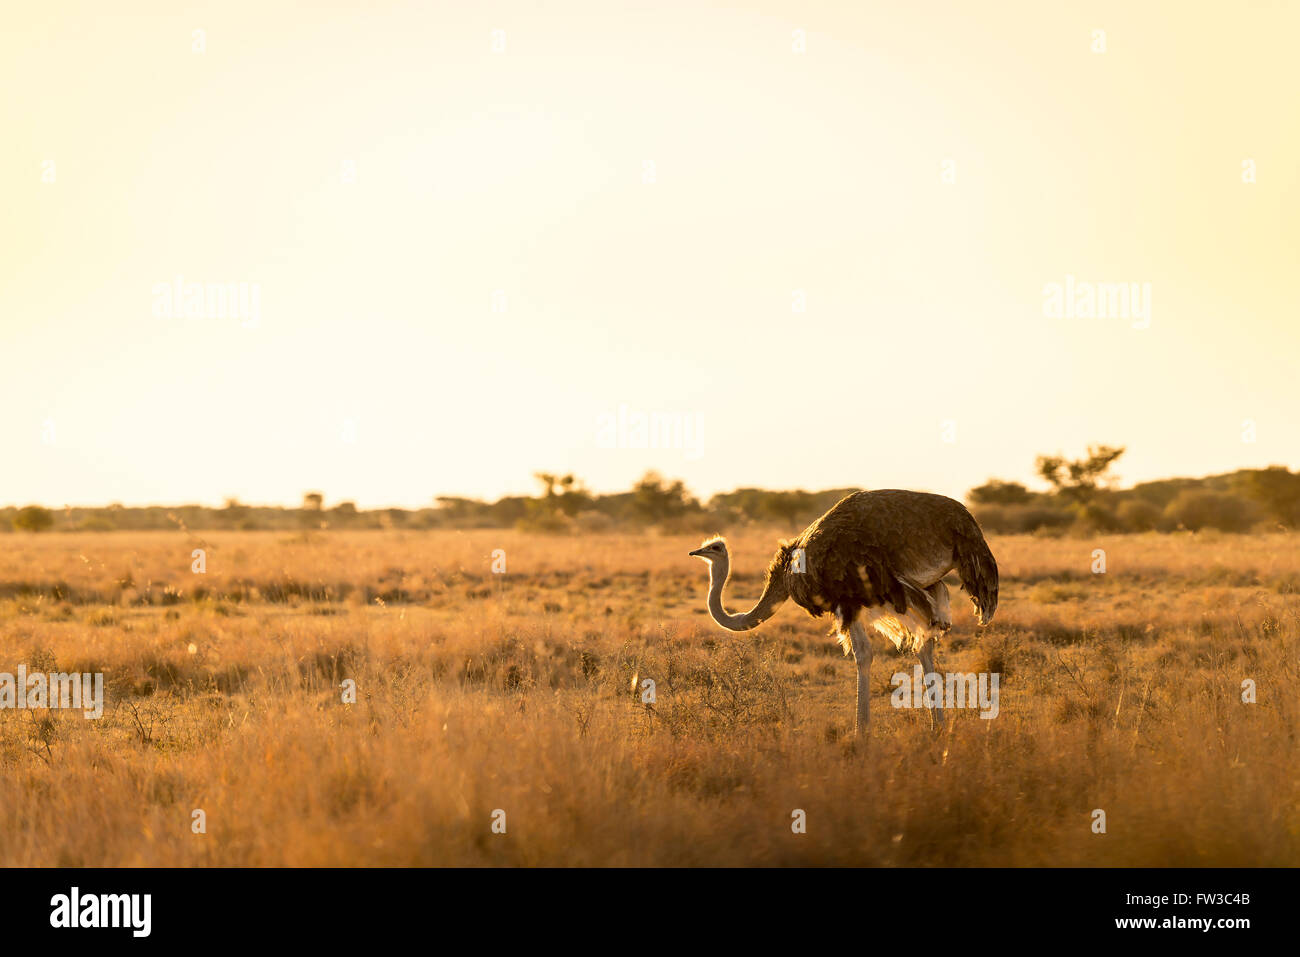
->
[848, 620, 873, 736]
[918, 637, 944, 729]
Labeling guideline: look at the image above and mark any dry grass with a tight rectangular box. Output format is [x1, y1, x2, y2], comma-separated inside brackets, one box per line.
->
[0, 529, 1296, 866]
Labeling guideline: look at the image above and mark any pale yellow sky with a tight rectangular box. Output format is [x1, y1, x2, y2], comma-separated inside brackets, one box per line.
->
[3, 0, 1297, 508]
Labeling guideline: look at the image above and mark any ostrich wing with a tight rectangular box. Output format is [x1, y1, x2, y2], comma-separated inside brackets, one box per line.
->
[788, 534, 909, 620]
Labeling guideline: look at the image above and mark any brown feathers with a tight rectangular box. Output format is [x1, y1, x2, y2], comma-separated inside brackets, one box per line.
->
[775, 489, 998, 628]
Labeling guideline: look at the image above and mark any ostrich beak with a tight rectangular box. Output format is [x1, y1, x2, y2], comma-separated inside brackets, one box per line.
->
[688, 547, 706, 558]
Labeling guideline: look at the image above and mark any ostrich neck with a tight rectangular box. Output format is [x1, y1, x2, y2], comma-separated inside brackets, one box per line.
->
[706, 557, 787, 631]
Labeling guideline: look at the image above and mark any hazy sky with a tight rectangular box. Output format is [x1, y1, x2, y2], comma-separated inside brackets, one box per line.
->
[4, 1, 1297, 509]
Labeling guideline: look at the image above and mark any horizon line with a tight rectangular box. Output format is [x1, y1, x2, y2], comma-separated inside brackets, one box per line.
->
[4, 462, 1294, 513]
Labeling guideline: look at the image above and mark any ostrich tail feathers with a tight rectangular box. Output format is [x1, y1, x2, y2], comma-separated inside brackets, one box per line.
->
[954, 531, 999, 625]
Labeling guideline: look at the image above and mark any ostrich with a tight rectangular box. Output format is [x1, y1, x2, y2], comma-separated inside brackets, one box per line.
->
[689, 489, 998, 736]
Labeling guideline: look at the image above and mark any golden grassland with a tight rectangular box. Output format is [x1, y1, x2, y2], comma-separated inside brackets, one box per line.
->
[0, 528, 1296, 866]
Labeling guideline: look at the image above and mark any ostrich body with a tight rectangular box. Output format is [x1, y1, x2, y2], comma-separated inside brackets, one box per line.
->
[689, 489, 998, 736]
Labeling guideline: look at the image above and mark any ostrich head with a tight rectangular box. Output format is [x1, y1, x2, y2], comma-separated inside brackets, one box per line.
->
[687, 536, 727, 563]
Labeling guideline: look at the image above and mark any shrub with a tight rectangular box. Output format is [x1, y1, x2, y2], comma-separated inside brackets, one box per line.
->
[969, 480, 1034, 505]
[1115, 499, 1161, 532]
[13, 505, 54, 533]
[1162, 490, 1261, 532]
[972, 504, 1072, 534]
[515, 512, 574, 534]
[1076, 503, 1121, 532]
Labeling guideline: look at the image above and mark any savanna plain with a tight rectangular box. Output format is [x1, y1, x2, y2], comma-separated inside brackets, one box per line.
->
[0, 528, 1296, 866]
